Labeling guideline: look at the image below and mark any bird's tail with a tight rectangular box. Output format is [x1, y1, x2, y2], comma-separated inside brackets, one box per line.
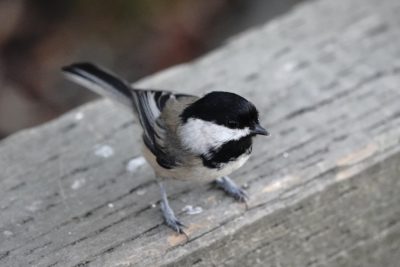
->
[62, 62, 168, 153]
[62, 62, 133, 108]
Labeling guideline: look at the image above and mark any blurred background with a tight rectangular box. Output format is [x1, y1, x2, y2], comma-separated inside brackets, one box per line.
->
[0, 0, 303, 139]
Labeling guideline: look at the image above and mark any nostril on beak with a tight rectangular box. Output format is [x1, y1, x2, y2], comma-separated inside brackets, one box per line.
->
[251, 124, 269, 136]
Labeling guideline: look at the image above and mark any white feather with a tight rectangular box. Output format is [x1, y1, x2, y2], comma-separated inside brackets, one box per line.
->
[178, 118, 250, 156]
[146, 92, 161, 118]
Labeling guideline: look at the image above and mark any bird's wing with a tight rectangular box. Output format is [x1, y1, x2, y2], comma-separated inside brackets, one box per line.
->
[130, 89, 196, 168]
[62, 62, 195, 168]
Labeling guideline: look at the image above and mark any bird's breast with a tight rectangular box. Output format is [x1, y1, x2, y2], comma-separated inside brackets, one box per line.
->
[141, 143, 251, 183]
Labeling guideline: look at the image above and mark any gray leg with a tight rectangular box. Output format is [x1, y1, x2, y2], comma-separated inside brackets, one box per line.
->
[158, 182, 186, 234]
[215, 176, 248, 202]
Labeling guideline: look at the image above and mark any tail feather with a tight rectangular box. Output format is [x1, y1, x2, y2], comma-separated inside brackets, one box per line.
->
[62, 62, 197, 169]
[62, 63, 132, 108]
[62, 62, 169, 161]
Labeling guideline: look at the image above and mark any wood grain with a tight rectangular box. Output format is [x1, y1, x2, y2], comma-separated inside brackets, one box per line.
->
[1, 0, 400, 266]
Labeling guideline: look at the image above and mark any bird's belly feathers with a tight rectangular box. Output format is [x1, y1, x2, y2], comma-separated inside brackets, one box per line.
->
[142, 145, 250, 182]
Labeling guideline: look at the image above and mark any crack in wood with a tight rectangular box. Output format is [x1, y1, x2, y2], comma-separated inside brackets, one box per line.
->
[26, 241, 52, 256]
[71, 224, 160, 267]
[7, 181, 27, 192]
[0, 251, 10, 261]
[283, 71, 385, 121]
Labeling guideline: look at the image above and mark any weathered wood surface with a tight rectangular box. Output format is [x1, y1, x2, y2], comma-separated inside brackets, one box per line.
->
[1, 0, 400, 266]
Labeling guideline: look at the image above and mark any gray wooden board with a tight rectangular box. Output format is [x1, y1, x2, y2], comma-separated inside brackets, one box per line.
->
[1, 0, 400, 266]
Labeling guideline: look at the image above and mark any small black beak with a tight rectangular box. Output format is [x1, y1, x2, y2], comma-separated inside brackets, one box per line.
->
[252, 124, 270, 136]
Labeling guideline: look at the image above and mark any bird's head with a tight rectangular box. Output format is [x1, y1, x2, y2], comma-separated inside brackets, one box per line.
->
[178, 91, 269, 155]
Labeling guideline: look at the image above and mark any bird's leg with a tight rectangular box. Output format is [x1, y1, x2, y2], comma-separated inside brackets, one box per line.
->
[158, 181, 186, 234]
[215, 176, 248, 202]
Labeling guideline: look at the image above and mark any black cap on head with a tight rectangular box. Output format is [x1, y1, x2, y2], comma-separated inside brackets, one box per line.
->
[181, 91, 260, 130]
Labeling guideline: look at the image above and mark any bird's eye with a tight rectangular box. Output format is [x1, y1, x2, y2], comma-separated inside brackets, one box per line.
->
[227, 120, 238, 128]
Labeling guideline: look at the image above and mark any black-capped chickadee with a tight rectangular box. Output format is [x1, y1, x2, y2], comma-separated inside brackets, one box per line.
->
[62, 63, 269, 234]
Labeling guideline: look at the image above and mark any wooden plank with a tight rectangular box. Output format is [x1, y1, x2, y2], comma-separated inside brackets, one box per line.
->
[1, 0, 400, 266]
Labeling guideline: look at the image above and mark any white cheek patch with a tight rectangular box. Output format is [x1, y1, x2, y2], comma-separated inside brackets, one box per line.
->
[178, 118, 250, 155]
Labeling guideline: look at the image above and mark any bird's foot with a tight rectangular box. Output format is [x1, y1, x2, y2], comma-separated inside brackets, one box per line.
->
[158, 181, 187, 236]
[215, 176, 248, 203]
[160, 200, 186, 235]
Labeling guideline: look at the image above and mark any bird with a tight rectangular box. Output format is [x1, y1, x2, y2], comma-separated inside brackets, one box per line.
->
[62, 63, 269, 234]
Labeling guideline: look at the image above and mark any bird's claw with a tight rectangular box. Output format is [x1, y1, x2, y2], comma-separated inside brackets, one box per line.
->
[230, 187, 249, 202]
[164, 215, 186, 234]
[215, 176, 249, 204]
[160, 200, 187, 236]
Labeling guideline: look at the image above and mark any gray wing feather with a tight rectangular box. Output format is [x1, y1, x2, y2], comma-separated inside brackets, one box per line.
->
[62, 62, 194, 168]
